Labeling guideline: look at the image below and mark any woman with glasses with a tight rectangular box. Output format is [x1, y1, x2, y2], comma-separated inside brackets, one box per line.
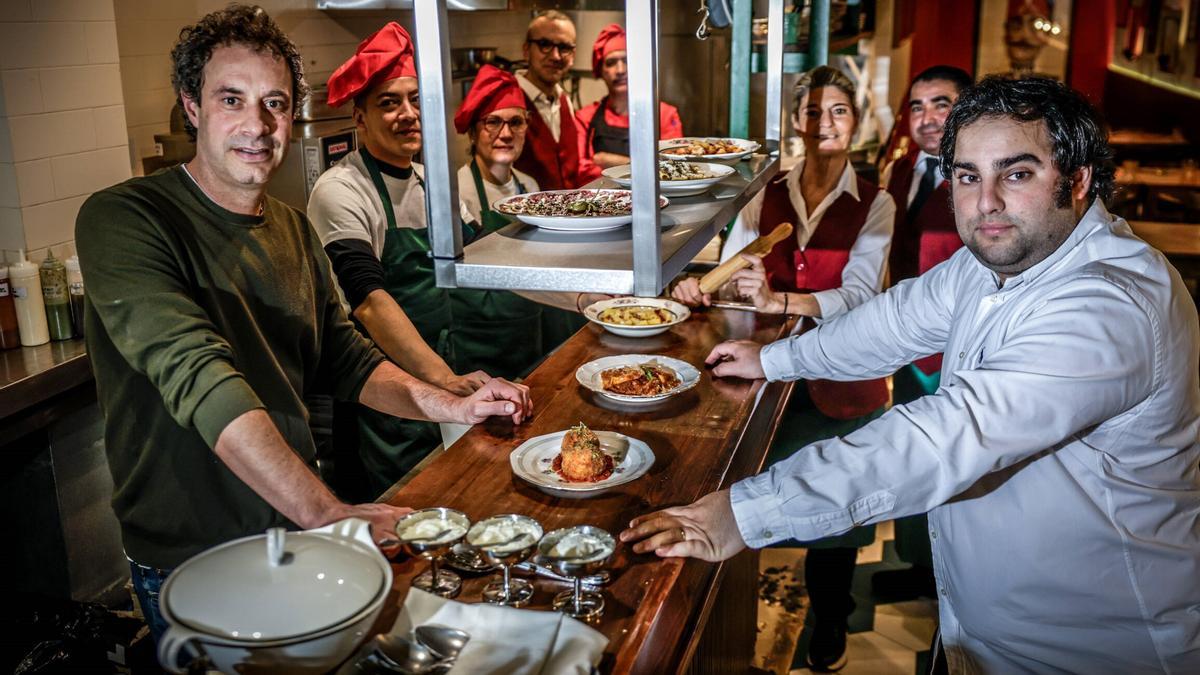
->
[672, 65, 896, 673]
[449, 65, 593, 380]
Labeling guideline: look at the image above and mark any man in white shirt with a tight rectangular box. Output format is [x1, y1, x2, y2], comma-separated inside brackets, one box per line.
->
[622, 76, 1200, 673]
[511, 10, 601, 191]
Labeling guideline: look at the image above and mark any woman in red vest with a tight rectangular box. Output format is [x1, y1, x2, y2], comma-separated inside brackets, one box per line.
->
[673, 65, 895, 672]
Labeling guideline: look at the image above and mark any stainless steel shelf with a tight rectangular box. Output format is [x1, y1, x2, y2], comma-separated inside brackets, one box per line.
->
[439, 154, 780, 294]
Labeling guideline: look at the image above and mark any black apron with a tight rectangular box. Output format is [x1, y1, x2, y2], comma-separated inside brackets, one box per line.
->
[587, 97, 630, 156]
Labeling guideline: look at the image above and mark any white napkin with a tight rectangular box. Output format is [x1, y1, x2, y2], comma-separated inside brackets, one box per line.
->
[392, 588, 608, 675]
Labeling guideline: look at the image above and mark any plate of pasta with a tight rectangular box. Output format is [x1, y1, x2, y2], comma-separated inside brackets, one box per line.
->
[575, 354, 701, 405]
[583, 296, 690, 337]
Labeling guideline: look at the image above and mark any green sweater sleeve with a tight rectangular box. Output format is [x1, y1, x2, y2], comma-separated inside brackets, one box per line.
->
[76, 190, 264, 447]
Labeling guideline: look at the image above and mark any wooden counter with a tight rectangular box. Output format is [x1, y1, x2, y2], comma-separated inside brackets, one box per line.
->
[381, 308, 798, 674]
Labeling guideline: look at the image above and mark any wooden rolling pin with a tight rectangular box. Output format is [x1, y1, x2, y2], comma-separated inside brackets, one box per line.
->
[697, 222, 794, 294]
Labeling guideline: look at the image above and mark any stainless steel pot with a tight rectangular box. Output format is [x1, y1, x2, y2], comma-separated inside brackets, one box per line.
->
[297, 86, 351, 122]
[450, 47, 498, 75]
[157, 518, 391, 674]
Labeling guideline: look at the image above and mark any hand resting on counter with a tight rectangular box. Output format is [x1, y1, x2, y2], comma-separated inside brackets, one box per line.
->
[619, 490, 747, 562]
[705, 340, 767, 380]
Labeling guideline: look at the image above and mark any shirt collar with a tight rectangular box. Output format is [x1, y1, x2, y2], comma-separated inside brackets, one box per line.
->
[988, 199, 1111, 291]
[916, 150, 940, 176]
[786, 157, 860, 202]
[515, 70, 560, 104]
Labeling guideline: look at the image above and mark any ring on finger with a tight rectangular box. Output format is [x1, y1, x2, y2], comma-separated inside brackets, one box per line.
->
[678, 527, 687, 542]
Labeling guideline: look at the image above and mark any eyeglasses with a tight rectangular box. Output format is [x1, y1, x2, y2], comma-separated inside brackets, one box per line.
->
[527, 37, 576, 55]
[480, 115, 527, 135]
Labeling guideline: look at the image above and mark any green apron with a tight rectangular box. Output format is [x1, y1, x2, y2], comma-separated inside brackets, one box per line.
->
[446, 163, 546, 380]
[353, 149, 455, 495]
[766, 384, 882, 549]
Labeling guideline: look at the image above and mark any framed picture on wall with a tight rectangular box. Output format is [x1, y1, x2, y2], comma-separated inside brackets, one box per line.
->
[975, 0, 1074, 80]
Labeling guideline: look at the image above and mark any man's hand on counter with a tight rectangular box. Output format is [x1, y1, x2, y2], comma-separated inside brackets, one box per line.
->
[457, 377, 532, 425]
[325, 502, 414, 554]
[705, 340, 766, 380]
[619, 490, 747, 562]
[440, 369, 492, 396]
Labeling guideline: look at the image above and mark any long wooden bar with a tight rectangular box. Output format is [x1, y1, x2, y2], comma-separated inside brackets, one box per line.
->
[381, 308, 798, 673]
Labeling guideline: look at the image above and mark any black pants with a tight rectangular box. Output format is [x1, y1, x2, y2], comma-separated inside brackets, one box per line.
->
[805, 546, 859, 623]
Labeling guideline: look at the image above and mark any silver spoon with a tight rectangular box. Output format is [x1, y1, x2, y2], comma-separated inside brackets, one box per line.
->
[414, 624, 470, 661]
[477, 531, 534, 552]
[371, 633, 444, 674]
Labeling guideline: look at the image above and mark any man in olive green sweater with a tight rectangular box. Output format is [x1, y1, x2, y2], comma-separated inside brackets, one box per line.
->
[75, 6, 531, 643]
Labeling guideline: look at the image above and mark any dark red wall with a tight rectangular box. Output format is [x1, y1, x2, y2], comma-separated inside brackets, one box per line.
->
[907, 0, 979, 80]
[1067, 0, 1117, 104]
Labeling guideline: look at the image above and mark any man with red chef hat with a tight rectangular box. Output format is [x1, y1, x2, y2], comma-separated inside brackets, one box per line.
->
[512, 10, 602, 190]
[576, 23, 684, 169]
[308, 23, 530, 496]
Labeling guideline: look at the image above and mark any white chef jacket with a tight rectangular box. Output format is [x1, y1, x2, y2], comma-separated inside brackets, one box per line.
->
[723, 159, 895, 320]
[732, 200, 1200, 673]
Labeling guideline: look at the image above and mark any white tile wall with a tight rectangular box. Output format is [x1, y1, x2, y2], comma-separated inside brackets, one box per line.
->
[0, 22, 91, 70]
[51, 146, 130, 199]
[40, 64, 124, 112]
[15, 159, 55, 207]
[0, 162, 17, 208]
[0, 1, 32, 24]
[22, 194, 89, 252]
[33, 0, 115, 22]
[1, 70, 42, 117]
[85, 21, 121, 64]
[0, 4, 129, 255]
[9, 109, 98, 163]
[93, 105, 129, 148]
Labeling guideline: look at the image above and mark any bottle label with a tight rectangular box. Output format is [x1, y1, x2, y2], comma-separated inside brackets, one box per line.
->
[70, 282, 84, 296]
[41, 267, 67, 303]
[0, 281, 8, 298]
[13, 287, 27, 300]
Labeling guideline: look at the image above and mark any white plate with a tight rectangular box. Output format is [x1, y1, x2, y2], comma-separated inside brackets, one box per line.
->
[509, 430, 654, 499]
[492, 189, 669, 232]
[658, 137, 761, 163]
[601, 162, 737, 196]
[583, 297, 691, 338]
[575, 354, 700, 405]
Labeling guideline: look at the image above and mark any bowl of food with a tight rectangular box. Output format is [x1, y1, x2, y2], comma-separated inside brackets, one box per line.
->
[658, 137, 761, 163]
[575, 354, 700, 405]
[492, 188, 669, 232]
[601, 160, 737, 196]
[509, 422, 654, 499]
[583, 296, 690, 337]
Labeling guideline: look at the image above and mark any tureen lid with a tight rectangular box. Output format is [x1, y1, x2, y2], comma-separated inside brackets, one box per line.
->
[162, 519, 387, 642]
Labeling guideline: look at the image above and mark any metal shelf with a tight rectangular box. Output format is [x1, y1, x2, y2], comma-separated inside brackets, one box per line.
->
[412, 0, 786, 297]
[448, 153, 780, 294]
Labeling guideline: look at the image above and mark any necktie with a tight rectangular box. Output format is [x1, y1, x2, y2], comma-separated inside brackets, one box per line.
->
[908, 156, 940, 221]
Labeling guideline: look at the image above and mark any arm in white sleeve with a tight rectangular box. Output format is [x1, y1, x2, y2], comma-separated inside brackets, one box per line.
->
[732, 277, 1157, 546]
[760, 252, 964, 383]
[810, 190, 896, 320]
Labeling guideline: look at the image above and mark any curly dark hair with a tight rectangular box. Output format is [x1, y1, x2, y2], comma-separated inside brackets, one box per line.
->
[939, 76, 1115, 207]
[170, 4, 309, 140]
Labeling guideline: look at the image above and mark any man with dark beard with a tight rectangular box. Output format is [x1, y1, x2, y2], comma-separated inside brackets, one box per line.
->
[621, 77, 1200, 673]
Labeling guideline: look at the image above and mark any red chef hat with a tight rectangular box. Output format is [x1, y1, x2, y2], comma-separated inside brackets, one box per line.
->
[326, 22, 417, 108]
[453, 65, 526, 134]
[591, 23, 626, 78]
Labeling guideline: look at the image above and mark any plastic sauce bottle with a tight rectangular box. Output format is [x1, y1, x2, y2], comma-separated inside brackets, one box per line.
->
[0, 267, 21, 349]
[40, 251, 72, 341]
[9, 253, 50, 346]
[65, 255, 85, 339]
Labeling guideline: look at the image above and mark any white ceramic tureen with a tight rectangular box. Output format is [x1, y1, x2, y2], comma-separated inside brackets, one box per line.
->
[157, 518, 391, 674]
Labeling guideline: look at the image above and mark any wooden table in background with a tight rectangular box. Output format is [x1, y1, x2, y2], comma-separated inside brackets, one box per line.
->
[1130, 220, 1200, 284]
[1116, 166, 1200, 189]
[380, 309, 799, 674]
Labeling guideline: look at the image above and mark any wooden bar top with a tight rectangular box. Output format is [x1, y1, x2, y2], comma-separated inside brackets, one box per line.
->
[0, 337, 91, 419]
[380, 308, 798, 674]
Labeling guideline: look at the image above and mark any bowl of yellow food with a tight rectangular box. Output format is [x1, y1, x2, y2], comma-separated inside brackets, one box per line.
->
[583, 297, 691, 337]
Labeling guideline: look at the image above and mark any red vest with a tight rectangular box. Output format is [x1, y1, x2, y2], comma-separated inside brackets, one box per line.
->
[884, 153, 962, 375]
[759, 172, 890, 420]
[514, 93, 583, 191]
